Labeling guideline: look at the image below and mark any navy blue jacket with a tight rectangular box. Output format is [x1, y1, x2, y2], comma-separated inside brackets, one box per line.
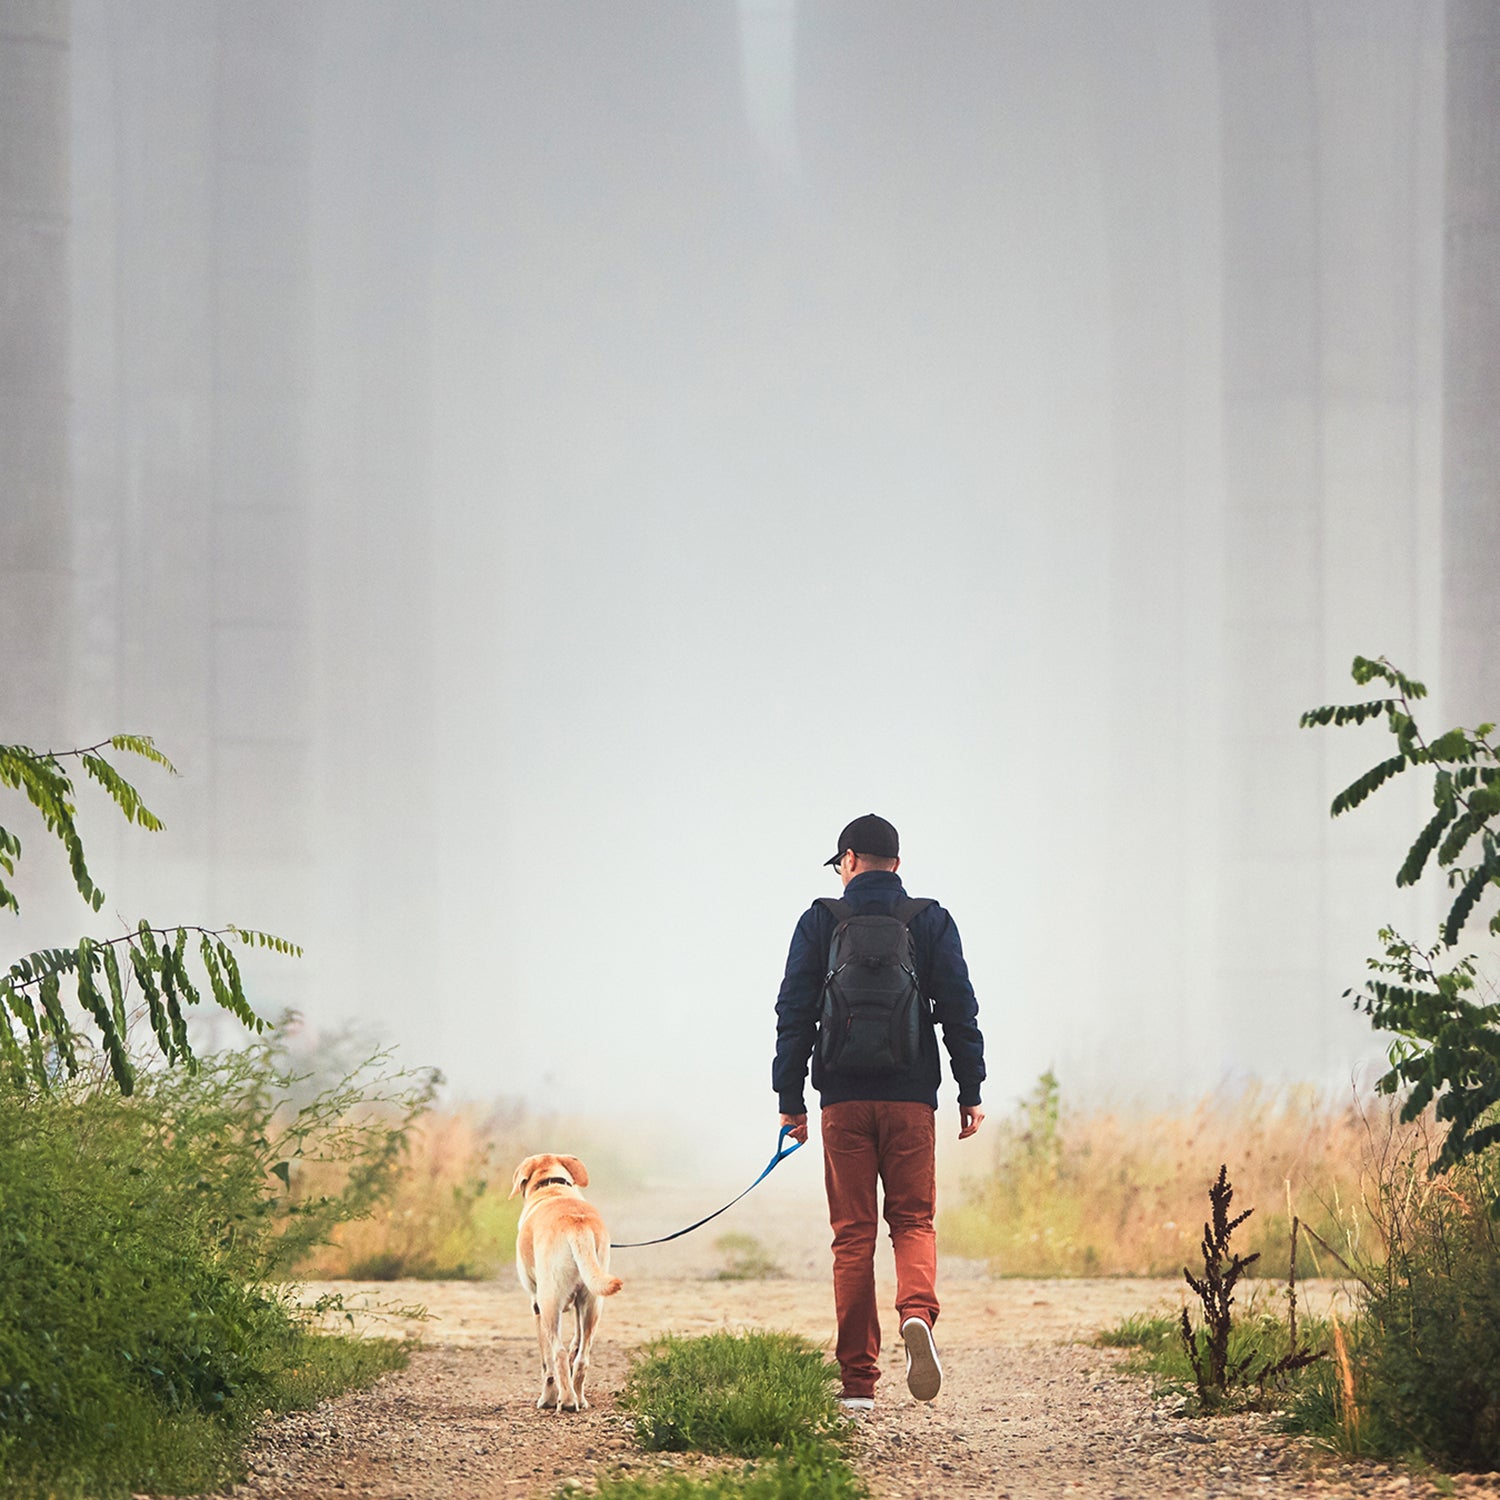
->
[772, 870, 986, 1114]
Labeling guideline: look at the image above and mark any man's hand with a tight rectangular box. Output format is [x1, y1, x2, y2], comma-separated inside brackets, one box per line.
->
[779, 1112, 808, 1145]
[958, 1105, 985, 1140]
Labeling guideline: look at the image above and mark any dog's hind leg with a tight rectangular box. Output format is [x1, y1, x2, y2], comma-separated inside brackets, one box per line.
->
[540, 1297, 578, 1413]
[570, 1291, 602, 1411]
[533, 1299, 563, 1410]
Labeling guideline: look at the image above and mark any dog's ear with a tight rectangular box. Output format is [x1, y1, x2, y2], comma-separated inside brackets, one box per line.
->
[558, 1155, 589, 1188]
[510, 1155, 543, 1199]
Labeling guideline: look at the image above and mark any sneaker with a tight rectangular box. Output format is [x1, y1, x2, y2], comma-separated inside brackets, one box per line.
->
[839, 1395, 875, 1419]
[901, 1316, 942, 1401]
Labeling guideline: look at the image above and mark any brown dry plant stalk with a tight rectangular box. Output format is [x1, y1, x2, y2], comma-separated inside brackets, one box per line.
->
[1330, 1318, 1360, 1451]
[1180, 1165, 1258, 1401]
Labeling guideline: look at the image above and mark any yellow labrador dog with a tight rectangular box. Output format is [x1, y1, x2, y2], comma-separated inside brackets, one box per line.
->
[510, 1153, 622, 1412]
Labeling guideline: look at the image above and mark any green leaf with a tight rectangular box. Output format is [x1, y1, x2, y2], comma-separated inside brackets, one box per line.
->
[1437, 810, 1485, 868]
[1, 735, 292, 1096]
[1427, 728, 1478, 763]
[108, 734, 178, 775]
[80, 753, 164, 832]
[1331, 754, 1409, 817]
[1350, 655, 1428, 700]
[1397, 801, 1459, 887]
[1444, 857, 1500, 947]
[101, 942, 128, 1037]
[37, 973, 76, 1076]
[130, 945, 174, 1061]
[76, 939, 133, 1094]
[0, 988, 33, 1088]
[168, 929, 201, 1009]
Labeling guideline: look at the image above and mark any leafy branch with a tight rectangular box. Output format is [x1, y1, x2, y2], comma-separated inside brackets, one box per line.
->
[1, 737, 296, 1096]
[1303, 658, 1500, 1176]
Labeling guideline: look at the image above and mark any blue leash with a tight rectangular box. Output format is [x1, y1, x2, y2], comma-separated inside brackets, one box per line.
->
[610, 1125, 804, 1249]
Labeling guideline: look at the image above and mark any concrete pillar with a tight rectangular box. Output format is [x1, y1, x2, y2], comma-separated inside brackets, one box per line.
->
[0, 0, 70, 740]
[1443, 1, 1500, 728]
[1213, 1, 1443, 1078]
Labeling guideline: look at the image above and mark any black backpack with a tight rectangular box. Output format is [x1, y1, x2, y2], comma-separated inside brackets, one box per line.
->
[815, 896, 934, 1074]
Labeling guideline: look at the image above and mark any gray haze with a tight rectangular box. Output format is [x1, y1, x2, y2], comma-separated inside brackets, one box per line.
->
[3, 1, 1498, 1163]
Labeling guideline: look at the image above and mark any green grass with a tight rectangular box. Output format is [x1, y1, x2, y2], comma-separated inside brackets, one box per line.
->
[564, 1443, 867, 1500]
[1097, 1308, 1330, 1412]
[621, 1331, 846, 1457]
[595, 1331, 869, 1499]
[1095, 1311, 1182, 1355]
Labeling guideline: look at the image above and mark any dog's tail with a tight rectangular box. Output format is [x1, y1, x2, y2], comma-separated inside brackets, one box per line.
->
[572, 1232, 623, 1297]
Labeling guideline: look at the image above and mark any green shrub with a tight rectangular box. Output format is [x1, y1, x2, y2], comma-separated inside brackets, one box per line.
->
[621, 1332, 844, 1458]
[0, 1040, 415, 1498]
[1286, 1149, 1500, 1468]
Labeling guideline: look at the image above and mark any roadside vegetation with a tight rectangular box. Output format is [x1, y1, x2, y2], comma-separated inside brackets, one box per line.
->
[1282, 1119, 1500, 1467]
[0, 738, 422, 1496]
[1292, 657, 1500, 1468]
[1099, 1165, 1329, 1415]
[294, 1100, 527, 1280]
[0, 1042, 416, 1498]
[564, 1330, 865, 1500]
[1100, 1114, 1500, 1469]
[292, 1100, 656, 1281]
[1102, 657, 1500, 1476]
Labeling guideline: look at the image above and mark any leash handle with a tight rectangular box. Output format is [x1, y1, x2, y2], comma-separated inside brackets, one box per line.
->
[610, 1125, 803, 1250]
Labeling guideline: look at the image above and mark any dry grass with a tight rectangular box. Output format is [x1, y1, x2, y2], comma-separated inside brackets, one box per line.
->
[290, 1076, 1418, 1285]
[290, 1102, 659, 1281]
[940, 1074, 1407, 1278]
[295, 1105, 528, 1280]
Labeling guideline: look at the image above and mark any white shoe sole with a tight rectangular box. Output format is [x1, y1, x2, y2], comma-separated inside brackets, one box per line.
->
[901, 1317, 942, 1401]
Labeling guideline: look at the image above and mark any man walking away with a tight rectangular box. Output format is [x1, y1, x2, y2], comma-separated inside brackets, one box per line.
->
[772, 814, 986, 1413]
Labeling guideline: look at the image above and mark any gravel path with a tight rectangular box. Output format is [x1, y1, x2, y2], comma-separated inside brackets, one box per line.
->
[216, 1273, 1499, 1500]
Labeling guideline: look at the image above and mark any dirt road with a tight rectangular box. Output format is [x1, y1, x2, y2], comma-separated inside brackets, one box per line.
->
[217, 1271, 1497, 1500]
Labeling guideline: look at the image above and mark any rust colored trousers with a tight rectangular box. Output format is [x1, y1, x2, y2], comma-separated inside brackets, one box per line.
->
[820, 1099, 939, 1398]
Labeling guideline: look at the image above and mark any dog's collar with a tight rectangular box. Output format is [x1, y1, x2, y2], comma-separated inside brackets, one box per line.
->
[528, 1175, 573, 1195]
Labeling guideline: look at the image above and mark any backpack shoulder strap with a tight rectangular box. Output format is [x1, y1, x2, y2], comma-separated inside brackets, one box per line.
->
[815, 897, 853, 922]
[892, 897, 935, 925]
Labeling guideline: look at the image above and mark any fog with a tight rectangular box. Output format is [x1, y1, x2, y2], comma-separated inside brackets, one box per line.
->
[3, 2, 1497, 1166]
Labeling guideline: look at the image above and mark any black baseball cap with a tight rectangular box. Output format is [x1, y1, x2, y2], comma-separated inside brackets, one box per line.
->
[824, 813, 900, 867]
